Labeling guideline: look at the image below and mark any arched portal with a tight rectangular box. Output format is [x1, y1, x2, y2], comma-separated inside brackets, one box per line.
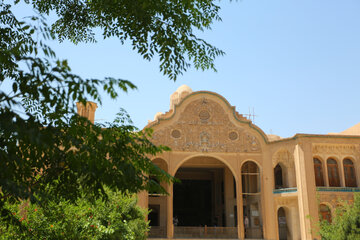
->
[241, 161, 263, 239]
[277, 207, 288, 240]
[173, 156, 238, 238]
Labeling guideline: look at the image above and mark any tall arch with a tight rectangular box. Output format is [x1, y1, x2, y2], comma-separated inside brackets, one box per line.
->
[327, 158, 340, 187]
[343, 158, 357, 187]
[241, 161, 263, 239]
[274, 163, 284, 189]
[313, 158, 325, 187]
[173, 156, 238, 238]
[277, 207, 288, 240]
[272, 149, 297, 188]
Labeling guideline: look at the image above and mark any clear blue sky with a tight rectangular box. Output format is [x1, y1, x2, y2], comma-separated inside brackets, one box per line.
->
[11, 0, 360, 138]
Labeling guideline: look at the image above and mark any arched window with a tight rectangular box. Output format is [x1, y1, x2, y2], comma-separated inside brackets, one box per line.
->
[242, 161, 260, 193]
[343, 159, 357, 187]
[277, 207, 288, 240]
[327, 159, 340, 187]
[313, 158, 325, 187]
[241, 161, 263, 239]
[319, 204, 332, 223]
[274, 164, 284, 189]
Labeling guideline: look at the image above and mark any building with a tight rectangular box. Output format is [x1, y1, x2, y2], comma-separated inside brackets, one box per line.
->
[134, 85, 360, 240]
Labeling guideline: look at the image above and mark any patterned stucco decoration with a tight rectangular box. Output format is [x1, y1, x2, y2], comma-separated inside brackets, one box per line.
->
[272, 149, 293, 168]
[312, 144, 360, 156]
[151, 98, 261, 153]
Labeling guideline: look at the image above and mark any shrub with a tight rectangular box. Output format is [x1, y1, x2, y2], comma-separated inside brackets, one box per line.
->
[0, 189, 148, 240]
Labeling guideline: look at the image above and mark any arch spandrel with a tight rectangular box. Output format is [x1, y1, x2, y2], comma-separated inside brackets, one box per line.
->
[148, 91, 267, 153]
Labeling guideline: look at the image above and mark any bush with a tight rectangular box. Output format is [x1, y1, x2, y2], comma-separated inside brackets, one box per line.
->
[0, 189, 148, 240]
[319, 193, 360, 240]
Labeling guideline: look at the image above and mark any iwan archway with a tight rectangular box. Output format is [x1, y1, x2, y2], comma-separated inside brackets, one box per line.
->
[173, 156, 238, 239]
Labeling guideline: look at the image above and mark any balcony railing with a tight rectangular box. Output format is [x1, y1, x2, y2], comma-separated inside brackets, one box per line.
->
[148, 226, 167, 238]
[273, 187, 297, 194]
[174, 226, 238, 239]
[316, 187, 360, 192]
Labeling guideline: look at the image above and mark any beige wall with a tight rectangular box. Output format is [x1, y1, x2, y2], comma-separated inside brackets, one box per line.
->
[141, 90, 360, 240]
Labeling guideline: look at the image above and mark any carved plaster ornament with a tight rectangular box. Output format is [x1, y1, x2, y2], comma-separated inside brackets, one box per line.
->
[312, 144, 359, 155]
[273, 149, 293, 168]
[151, 98, 261, 153]
[171, 129, 181, 139]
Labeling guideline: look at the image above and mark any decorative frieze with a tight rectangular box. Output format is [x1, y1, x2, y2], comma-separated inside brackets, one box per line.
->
[151, 98, 261, 153]
[312, 144, 359, 156]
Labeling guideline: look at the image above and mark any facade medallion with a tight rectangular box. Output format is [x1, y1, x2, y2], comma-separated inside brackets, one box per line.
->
[199, 110, 210, 121]
[171, 129, 181, 138]
[229, 131, 238, 141]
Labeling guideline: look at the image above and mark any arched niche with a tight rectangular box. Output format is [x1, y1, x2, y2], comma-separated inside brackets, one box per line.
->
[319, 204, 332, 223]
[327, 158, 340, 187]
[272, 149, 296, 188]
[274, 163, 284, 189]
[241, 161, 263, 239]
[343, 158, 357, 187]
[277, 207, 288, 240]
[313, 157, 325, 187]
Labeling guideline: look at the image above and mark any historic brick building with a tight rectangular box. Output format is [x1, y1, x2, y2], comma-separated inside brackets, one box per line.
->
[135, 85, 360, 240]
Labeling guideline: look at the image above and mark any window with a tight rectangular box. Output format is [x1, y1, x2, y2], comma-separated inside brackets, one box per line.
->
[343, 159, 357, 187]
[242, 161, 260, 193]
[274, 164, 284, 189]
[319, 204, 332, 223]
[314, 158, 325, 187]
[327, 158, 340, 187]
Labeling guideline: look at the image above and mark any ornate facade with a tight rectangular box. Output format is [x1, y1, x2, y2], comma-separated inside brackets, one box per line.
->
[132, 85, 360, 240]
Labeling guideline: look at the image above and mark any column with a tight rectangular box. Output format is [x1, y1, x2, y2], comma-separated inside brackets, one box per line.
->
[236, 175, 244, 239]
[166, 183, 173, 238]
[339, 159, 346, 187]
[289, 205, 301, 240]
[224, 168, 235, 226]
[294, 144, 318, 239]
[324, 158, 329, 187]
[137, 190, 148, 217]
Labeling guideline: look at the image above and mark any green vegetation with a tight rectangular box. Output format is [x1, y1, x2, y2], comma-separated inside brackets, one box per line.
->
[0, 0, 224, 238]
[1, 188, 148, 240]
[318, 193, 360, 240]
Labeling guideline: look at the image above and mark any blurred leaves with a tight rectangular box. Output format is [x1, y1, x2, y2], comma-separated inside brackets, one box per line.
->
[0, 1, 173, 232]
[29, 0, 225, 81]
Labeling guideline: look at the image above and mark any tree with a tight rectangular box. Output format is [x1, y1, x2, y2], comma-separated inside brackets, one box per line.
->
[318, 193, 360, 240]
[30, 0, 225, 81]
[0, 0, 224, 234]
[0, 0, 172, 225]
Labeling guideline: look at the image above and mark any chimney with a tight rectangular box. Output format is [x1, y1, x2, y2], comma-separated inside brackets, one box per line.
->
[76, 101, 98, 124]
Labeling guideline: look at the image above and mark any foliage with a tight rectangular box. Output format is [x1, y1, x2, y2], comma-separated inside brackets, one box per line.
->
[0, 0, 225, 236]
[0, 188, 148, 240]
[0, 0, 172, 230]
[26, 0, 225, 80]
[318, 193, 360, 240]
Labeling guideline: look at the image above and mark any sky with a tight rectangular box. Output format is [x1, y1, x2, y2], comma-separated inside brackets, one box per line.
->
[10, 0, 360, 138]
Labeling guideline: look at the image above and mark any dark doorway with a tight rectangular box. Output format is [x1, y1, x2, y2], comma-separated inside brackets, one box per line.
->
[174, 179, 212, 226]
[277, 207, 287, 240]
[149, 205, 160, 226]
[274, 164, 284, 189]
